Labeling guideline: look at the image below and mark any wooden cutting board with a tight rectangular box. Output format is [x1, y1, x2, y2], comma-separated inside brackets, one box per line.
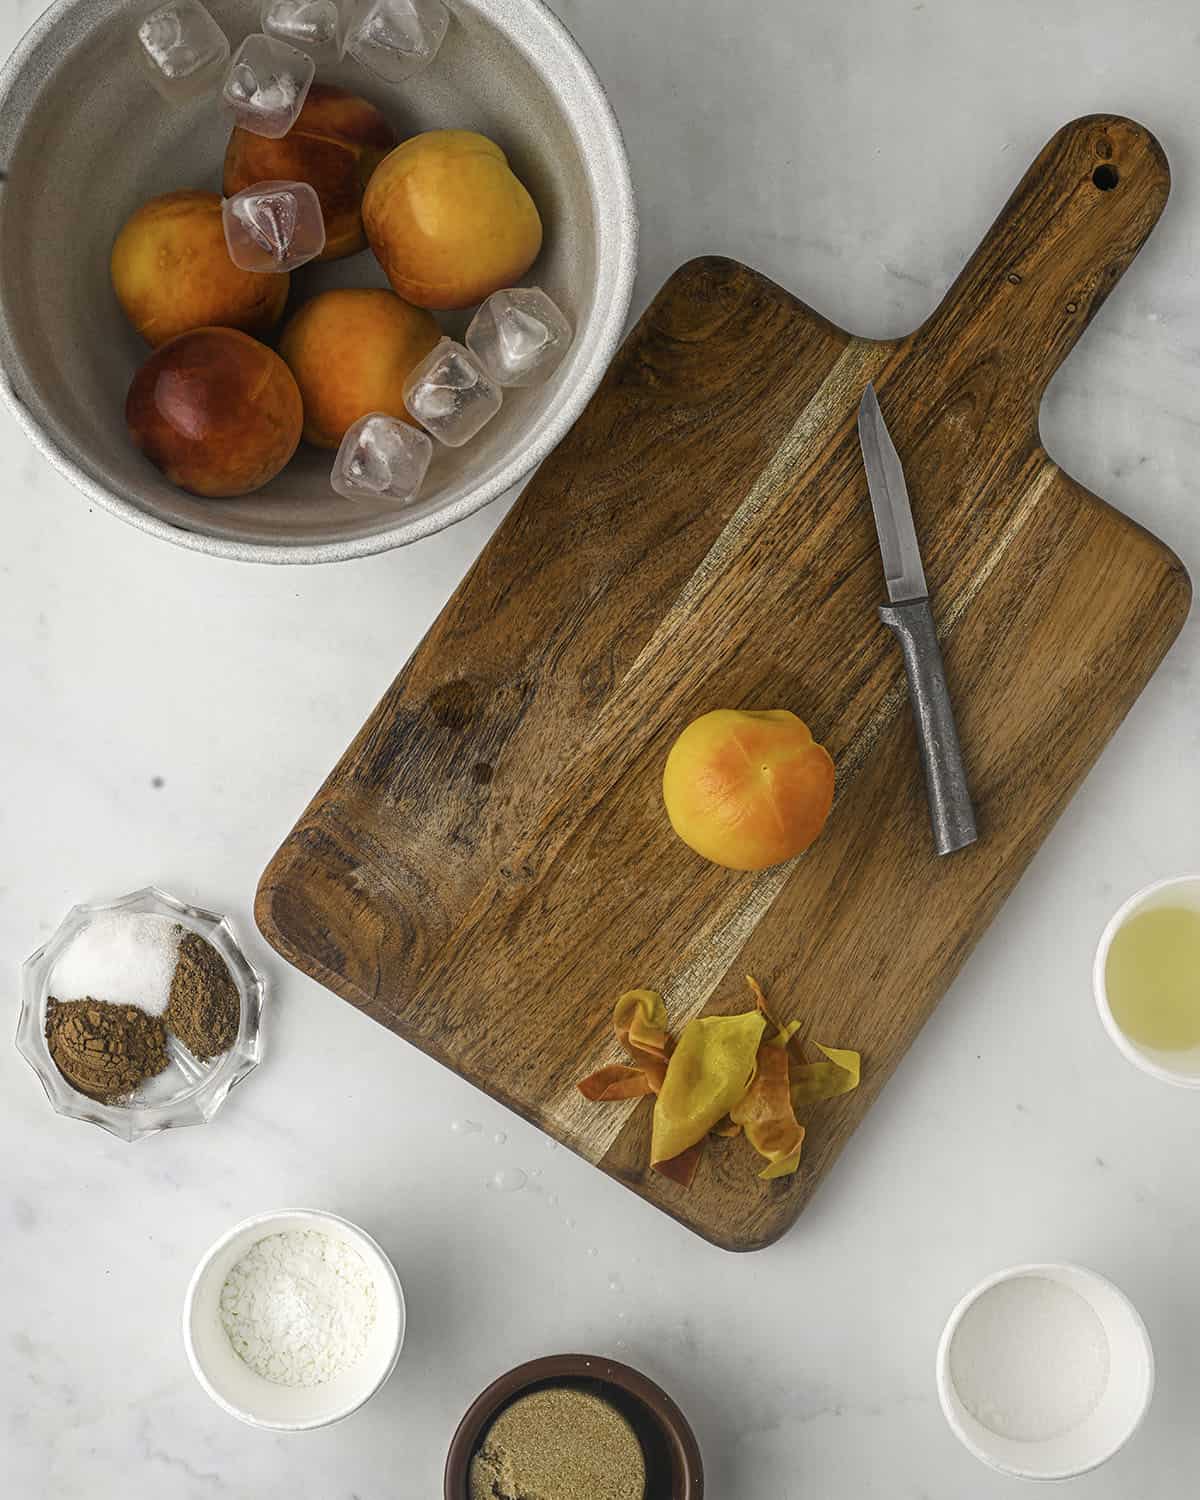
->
[257, 116, 1191, 1251]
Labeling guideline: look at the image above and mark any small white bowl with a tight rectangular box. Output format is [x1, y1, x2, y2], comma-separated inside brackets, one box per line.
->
[184, 1209, 405, 1431]
[936, 1263, 1154, 1481]
[1094, 875, 1200, 1088]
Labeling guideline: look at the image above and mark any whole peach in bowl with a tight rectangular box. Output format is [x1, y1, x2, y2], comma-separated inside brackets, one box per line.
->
[0, 0, 637, 562]
[224, 84, 396, 262]
[663, 709, 835, 871]
[111, 190, 289, 347]
[280, 289, 441, 449]
[363, 129, 544, 310]
[126, 328, 303, 498]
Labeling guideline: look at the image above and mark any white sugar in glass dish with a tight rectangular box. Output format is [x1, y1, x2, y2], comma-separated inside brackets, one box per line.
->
[937, 1263, 1154, 1480]
[50, 911, 182, 1017]
[185, 1210, 405, 1430]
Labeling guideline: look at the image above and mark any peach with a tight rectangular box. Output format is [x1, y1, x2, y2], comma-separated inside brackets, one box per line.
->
[125, 328, 303, 498]
[111, 191, 289, 347]
[224, 84, 397, 262]
[362, 130, 544, 310]
[662, 710, 835, 871]
[279, 288, 441, 449]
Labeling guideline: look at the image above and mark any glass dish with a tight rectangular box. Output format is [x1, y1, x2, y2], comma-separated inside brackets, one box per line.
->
[16, 886, 266, 1142]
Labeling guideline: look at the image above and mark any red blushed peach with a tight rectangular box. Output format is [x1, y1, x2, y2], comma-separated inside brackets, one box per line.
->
[279, 288, 441, 449]
[126, 328, 303, 498]
[224, 84, 397, 262]
[362, 130, 544, 310]
[111, 191, 289, 347]
[662, 709, 835, 871]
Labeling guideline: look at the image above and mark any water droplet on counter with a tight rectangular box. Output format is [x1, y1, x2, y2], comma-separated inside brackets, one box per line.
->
[608, 1273, 623, 1294]
[530, 1167, 542, 1178]
[565, 1217, 577, 1230]
[617, 1310, 627, 1322]
[452, 1119, 482, 1135]
[493, 1131, 507, 1145]
[545, 1140, 559, 1152]
[616, 1339, 628, 1350]
[586, 1247, 598, 1258]
[546, 1193, 559, 1208]
[491, 1167, 527, 1194]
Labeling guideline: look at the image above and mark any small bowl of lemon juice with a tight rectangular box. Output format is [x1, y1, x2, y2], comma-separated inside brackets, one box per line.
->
[1095, 876, 1200, 1088]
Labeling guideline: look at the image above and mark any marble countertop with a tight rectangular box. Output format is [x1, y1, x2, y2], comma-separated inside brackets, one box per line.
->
[3, 0, 1199, 1495]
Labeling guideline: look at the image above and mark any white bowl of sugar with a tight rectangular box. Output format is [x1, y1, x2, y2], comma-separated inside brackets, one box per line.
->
[184, 1209, 405, 1430]
[936, 1262, 1154, 1480]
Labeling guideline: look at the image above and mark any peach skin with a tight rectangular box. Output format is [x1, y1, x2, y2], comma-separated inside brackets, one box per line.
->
[126, 328, 303, 498]
[111, 191, 289, 348]
[662, 709, 835, 871]
[362, 130, 543, 310]
[279, 289, 441, 449]
[224, 84, 397, 262]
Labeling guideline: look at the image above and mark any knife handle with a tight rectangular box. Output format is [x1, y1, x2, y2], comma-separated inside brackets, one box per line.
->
[878, 598, 978, 857]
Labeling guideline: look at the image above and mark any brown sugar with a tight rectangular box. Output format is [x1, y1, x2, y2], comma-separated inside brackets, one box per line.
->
[469, 1386, 646, 1500]
[45, 998, 170, 1103]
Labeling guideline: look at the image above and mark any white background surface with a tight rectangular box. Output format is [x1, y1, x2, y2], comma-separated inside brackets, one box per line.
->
[3, 0, 1199, 1495]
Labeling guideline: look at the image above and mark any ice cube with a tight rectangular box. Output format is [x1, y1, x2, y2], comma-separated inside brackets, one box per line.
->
[466, 287, 574, 389]
[332, 413, 434, 504]
[223, 180, 326, 272]
[346, 0, 449, 83]
[222, 33, 316, 139]
[261, 0, 347, 64]
[403, 339, 502, 448]
[136, 1, 230, 101]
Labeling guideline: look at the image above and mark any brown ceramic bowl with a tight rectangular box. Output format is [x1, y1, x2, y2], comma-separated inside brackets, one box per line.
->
[444, 1354, 704, 1499]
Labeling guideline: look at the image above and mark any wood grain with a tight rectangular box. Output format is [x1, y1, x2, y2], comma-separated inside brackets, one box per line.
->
[257, 116, 1191, 1250]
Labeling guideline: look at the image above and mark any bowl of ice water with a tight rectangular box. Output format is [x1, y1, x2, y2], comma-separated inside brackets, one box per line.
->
[0, 0, 636, 562]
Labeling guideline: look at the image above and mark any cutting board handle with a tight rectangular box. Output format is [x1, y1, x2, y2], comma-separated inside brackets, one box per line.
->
[913, 115, 1169, 413]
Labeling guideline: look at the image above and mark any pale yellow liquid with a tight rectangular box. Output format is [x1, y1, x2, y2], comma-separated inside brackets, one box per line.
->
[1106, 906, 1200, 1052]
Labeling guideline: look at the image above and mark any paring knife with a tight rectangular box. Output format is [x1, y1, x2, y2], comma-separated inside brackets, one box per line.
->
[857, 383, 978, 856]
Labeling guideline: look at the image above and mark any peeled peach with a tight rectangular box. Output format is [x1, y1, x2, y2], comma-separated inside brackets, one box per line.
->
[111, 191, 289, 348]
[279, 288, 441, 449]
[125, 328, 303, 498]
[362, 130, 544, 310]
[223, 84, 397, 262]
[662, 710, 835, 871]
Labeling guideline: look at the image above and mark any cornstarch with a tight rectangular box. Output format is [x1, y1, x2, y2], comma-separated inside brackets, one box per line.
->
[219, 1230, 377, 1387]
[949, 1275, 1110, 1441]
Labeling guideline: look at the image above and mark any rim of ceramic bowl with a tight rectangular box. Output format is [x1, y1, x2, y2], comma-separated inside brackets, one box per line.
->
[444, 1353, 705, 1498]
[0, 0, 638, 565]
[1093, 875, 1200, 1089]
[935, 1261, 1155, 1482]
[183, 1208, 407, 1430]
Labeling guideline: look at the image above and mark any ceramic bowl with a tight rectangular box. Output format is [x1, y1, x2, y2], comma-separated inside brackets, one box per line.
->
[444, 1353, 704, 1499]
[1094, 875, 1200, 1087]
[184, 1208, 406, 1430]
[0, 0, 637, 563]
[936, 1262, 1154, 1481]
[16, 885, 265, 1142]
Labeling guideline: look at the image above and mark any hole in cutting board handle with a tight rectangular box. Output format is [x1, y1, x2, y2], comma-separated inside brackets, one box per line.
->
[1092, 164, 1119, 191]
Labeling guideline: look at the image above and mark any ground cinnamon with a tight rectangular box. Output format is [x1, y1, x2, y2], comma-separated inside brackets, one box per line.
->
[166, 932, 240, 1061]
[45, 999, 170, 1103]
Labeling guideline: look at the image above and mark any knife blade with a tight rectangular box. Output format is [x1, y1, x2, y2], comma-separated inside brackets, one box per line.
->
[857, 382, 927, 603]
[857, 383, 978, 856]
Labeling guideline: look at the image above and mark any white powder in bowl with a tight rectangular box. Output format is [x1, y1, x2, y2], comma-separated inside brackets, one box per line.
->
[219, 1229, 377, 1387]
[949, 1275, 1110, 1442]
[50, 912, 183, 1016]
